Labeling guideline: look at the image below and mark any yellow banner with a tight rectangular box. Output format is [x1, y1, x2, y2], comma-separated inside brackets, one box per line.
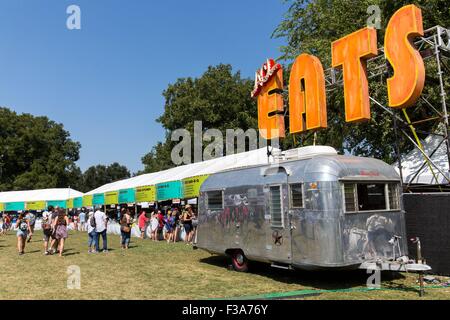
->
[105, 191, 119, 205]
[0, 203, 4, 211]
[82, 195, 93, 207]
[66, 198, 74, 209]
[182, 175, 210, 199]
[135, 185, 156, 203]
[26, 201, 47, 211]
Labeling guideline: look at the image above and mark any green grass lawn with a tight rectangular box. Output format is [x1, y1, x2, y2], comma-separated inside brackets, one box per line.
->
[0, 230, 449, 300]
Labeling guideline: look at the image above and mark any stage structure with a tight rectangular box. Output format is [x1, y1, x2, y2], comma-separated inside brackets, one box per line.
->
[299, 26, 450, 192]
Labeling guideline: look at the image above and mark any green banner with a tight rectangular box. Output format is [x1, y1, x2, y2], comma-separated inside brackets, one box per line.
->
[135, 186, 156, 203]
[105, 191, 119, 205]
[5, 202, 25, 211]
[26, 201, 47, 210]
[118, 188, 135, 204]
[73, 197, 83, 208]
[47, 200, 67, 209]
[156, 181, 183, 201]
[82, 195, 93, 207]
[183, 175, 210, 199]
[93, 193, 105, 205]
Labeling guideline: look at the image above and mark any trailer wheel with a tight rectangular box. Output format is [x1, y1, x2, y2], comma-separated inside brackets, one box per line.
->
[231, 250, 248, 272]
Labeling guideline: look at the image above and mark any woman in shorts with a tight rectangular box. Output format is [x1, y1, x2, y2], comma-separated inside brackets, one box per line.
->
[52, 209, 69, 257]
[16, 212, 31, 255]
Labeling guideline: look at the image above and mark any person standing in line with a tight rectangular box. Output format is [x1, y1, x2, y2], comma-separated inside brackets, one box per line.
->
[138, 210, 150, 239]
[25, 211, 36, 243]
[78, 209, 86, 232]
[16, 212, 31, 255]
[87, 211, 97, 253]
[182, 205, 194, 244]
[52, 208, 69, 257]
[120, 208, 132, 249]
[94, 206, 108, 253]
[150, 212, 158, 241]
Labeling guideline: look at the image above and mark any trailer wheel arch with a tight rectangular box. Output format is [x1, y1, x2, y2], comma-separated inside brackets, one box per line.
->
[226, 249, 249, 272]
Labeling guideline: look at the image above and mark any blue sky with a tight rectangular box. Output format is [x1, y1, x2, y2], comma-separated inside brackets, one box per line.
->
[0, 0, 288, 173]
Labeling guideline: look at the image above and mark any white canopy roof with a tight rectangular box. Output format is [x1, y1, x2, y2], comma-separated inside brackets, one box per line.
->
[85, 147, 278, 195]
[394, 131, 450, 184]
[0, 188, 83, 203]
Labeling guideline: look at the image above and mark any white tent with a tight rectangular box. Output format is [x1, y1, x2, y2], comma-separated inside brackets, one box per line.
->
[0, 188, 83, 203]
[393, 132, 450, 184]
[85, 147, 277, 195]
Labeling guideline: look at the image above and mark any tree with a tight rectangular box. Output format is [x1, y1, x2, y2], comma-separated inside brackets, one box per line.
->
[273, 0, 450, 163]
[81, 162, 130, 192]
[142, 64, 258, 173]
[0, 107, 82, 191]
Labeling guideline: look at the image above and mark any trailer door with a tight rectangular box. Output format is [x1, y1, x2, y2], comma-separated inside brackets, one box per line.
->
[263, 167, 292, 264]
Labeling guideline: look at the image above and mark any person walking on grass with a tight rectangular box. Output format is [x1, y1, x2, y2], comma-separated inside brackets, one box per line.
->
[48, 206, 60, 254]
[87, 211, 97, 253]
[42, 207, 54, 255]
[79, 209, 86, 231]
[52, 208, 69, 257]
[94, 206, 108, 253]
[1, 212, 11, 235]
[120, 209, 132, 249]
[16, 212, 31, 255]
[25, 211, 36, 243]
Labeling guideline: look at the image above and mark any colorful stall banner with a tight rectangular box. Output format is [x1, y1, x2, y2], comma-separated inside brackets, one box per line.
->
[156, 181, 183, 201]
[0, 203, 4, 211]
[74, 197, 83, 208]
[135, 185, 156, 203]
[82, 195, 93, 207]
[47, 200, 67, 209]
[118, 188, 135, 204]
[182, 175, 210, 199]
[105, 191, 119, 205]
[66, 198, 74, 209]
[93, 193, 105, 206]
[5, 202, 25, 211]
[26, 201, 47, 211]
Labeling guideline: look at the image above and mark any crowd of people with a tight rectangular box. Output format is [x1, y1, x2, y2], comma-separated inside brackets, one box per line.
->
[0, 203, 198, 256]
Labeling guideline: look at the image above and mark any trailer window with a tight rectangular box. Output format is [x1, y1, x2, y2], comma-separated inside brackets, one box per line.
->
[269, 186, 283, 228]
[206, 190, 223, 210]
[289, 183, 304, 208]
[343, 182, 400, 213]
[388, 183, 400, 210]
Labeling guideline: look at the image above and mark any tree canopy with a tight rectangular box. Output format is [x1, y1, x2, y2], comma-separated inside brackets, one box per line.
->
[141, 64, 257, 173]
[81, 162, 131, 192]
[0, 107, 82, 191]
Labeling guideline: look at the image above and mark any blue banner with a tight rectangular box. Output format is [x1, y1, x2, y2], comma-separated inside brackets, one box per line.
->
[156, 181, 183, 201]
[73, 197, 83, 208]
[92, 193, 105, 206]
[5, 202, 25, 211]
[47, 200, 67, 209]
[118, 188, 135, 204]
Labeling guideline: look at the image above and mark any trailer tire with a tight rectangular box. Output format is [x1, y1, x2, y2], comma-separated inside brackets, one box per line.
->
[231, 250, 248, 272]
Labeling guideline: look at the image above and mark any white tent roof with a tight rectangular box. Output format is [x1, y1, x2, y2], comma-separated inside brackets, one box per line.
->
[394, 131, 450, 184]
[0, 188, 83, 203]
[85, 147, 277, 195]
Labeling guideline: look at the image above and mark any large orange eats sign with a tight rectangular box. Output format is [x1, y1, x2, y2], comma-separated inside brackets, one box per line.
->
[253, 4, 425, 140]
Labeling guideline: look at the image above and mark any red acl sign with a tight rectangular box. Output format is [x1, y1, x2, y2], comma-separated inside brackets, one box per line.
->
[253, 4, 425, 140]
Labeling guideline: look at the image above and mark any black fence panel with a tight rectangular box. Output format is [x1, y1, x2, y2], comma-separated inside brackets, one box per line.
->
[403, 193, 450, 276]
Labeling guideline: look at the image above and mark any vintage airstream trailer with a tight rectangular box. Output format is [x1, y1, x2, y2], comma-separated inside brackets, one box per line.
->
[195, 146, 429, 273]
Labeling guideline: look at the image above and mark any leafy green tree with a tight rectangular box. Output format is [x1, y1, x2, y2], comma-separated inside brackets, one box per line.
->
[273, 0, 450, 163]
[0, 107, 83, 191]
[81, 162, 130, 192]
[142, 64, 258, 172]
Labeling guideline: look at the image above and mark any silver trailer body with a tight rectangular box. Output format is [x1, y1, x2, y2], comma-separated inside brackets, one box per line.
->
[196, 153, 411, 270]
